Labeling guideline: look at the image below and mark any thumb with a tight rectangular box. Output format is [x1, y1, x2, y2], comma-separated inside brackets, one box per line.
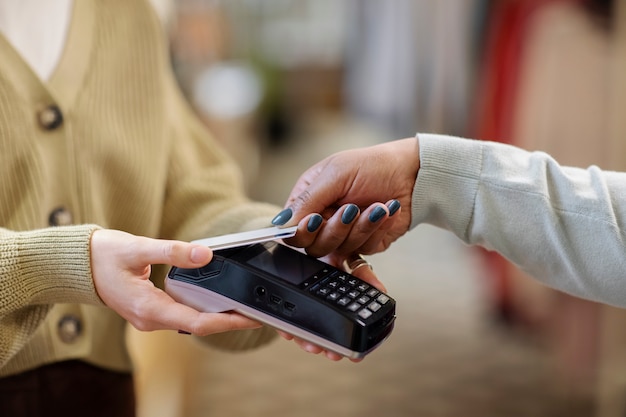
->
[134, 237, 213, 269]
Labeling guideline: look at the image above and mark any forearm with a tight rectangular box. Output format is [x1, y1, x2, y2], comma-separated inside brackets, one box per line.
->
[413, 134, 626, 307]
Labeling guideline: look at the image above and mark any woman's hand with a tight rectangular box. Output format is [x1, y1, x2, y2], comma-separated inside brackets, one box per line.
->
[270, 138, 420, 360]
[90, 229, 261, 335]
[276, 138, 420, 258]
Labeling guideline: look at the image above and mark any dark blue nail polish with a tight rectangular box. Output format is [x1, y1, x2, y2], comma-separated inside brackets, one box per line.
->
[341, 204, 359, 224]
[387, 200, 401, 216]
[307, 214, 323, 232]
[369, 206, 387, 223]
[271, 208, 292, 225]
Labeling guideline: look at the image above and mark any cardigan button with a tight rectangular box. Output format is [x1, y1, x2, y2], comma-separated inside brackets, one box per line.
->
[48, 207, 73, 226]
[57, 315, 82, 344]
[37, 105, 64, 130]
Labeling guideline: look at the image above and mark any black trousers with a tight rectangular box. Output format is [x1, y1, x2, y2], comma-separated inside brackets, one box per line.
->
[0, 360, 135, 417]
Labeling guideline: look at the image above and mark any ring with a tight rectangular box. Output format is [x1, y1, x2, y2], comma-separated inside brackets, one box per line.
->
[347, 254, 373, 272]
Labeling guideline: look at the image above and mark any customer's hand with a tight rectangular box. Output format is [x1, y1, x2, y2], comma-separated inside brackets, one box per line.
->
[279, 138, 420, 257]
[90, 229, 261, 335]
[271, 138, 419, 360]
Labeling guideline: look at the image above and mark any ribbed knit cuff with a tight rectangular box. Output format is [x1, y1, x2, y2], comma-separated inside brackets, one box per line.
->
[411, 134, 484, 242]
[1, 225, 104, 309]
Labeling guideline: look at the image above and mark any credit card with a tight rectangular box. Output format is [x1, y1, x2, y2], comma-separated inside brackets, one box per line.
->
[192, 226, 298, 251]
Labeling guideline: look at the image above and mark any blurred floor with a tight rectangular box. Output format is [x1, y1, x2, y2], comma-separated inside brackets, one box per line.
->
[129, 113, 594, 417]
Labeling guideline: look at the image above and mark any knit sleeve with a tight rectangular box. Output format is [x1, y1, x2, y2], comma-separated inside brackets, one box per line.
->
[0, 225, 104, 367]
[413, 134, 626, 307]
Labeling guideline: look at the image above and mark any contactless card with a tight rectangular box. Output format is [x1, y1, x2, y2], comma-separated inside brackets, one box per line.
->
[192, 226, 298, 251]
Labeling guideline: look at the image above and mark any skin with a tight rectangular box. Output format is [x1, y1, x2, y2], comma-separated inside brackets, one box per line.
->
[88, 229, 376, 360]
[285, 138, 419, 258]
[90, 229, 262, 335]
[279, 138, 421, 360]
[88, 138, 421, 360]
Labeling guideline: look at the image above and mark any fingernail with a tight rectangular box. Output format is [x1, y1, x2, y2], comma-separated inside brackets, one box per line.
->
[190, 247, 208, 264]
[387, 199, 401, 216]
[271, 208, 293, 225]
[178, 330, 191, 335]
[341, 204, 359, 224]
[307, 214, 323, 232]
[368, 206, 387, 223]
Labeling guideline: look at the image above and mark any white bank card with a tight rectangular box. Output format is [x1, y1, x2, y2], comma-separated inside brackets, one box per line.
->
[192, 226, 298, 251]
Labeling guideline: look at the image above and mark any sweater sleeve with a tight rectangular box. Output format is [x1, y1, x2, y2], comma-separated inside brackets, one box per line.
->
[412, 133, 626, 307]
[0, 225, 104, 367]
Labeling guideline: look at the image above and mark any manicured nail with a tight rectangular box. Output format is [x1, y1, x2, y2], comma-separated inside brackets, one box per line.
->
[368, 206, 387, 223]
[271, 208, 293, 225]
[341, 204, 359, 224]
[387, 200, 401, 216]
[307, 214, 323, 232]
[177, 330, 191, 335]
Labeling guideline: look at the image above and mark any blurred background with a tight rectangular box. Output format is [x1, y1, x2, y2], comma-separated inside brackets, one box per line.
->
[128, 0, 626, 416]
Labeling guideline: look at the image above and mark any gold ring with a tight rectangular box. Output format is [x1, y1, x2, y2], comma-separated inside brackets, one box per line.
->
[347, 254, 373, 272]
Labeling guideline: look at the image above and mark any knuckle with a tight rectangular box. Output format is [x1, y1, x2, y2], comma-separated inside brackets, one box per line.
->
[161, 242, 176, 260]
[293, 190, 314, 211]
[353, 220, 373, 235]
[132, 321, 152, 332]
[127, 300, 155, 331]
[189, 320, 202, 336]
[187, 312, 207, 335]
[129, 314, 152, 332]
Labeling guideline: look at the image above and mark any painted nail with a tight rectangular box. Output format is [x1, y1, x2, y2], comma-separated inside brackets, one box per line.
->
[177, 330, 191, 335]
[369, 206, 387, 223]
[271, 208, 293, 225]
[341, 204, 359, 224]
[387, 200, 401, 216]
[307, 214, 323, 232]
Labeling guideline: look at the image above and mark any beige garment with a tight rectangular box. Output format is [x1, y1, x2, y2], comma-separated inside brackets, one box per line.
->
[512, 1, 613, 168]
[507, 1, 626, 405]
[595, 3, 626, 417]
[0, 0, 277, 378]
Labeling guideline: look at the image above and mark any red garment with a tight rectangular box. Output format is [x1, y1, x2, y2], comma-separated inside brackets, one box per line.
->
[473, 0, 562, 143]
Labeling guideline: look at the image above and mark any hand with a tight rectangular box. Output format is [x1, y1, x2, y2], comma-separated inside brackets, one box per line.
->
[271, 138, 418, 360]
[90, 229, 261, 335]
[278, 138, 420, 257]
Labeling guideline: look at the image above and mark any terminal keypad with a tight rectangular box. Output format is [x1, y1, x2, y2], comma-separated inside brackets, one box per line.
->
[310, 270, 390, 320]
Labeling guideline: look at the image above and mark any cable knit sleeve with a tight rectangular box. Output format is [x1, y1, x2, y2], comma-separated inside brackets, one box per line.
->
[0, 225, 103, 367]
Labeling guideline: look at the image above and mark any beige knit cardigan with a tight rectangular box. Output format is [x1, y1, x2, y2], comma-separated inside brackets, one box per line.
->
[0, 0, 277, 377]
